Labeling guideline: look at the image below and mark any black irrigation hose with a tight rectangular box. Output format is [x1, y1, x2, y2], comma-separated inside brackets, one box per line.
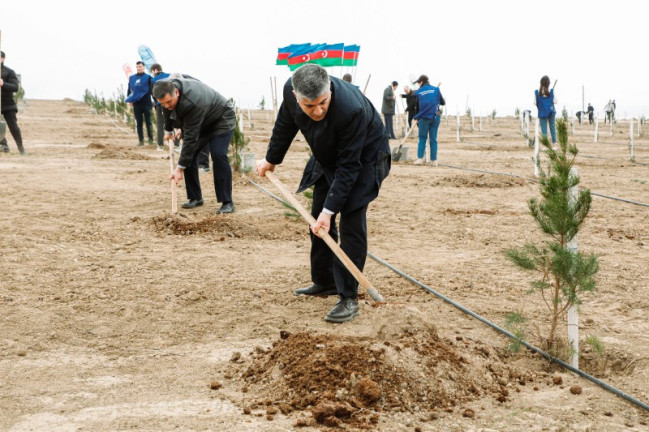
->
[248, 176, 649, 412]
[366, 252, 649, 412]
[440, 164, 649, 208]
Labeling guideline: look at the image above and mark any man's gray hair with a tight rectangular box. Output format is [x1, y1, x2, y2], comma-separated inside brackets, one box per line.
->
[292, 64, 330, 100]
[152, 80, 176, 100]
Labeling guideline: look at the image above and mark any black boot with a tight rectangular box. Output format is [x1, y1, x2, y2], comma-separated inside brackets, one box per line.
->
[294, 283, 337, 296]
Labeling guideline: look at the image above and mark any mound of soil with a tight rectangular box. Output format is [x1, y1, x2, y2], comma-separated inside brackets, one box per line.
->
[148, 213, 306, 241]
[93, 147, 152, 160]
[433, 174, 528, 188]
[234, 326, 536, 428]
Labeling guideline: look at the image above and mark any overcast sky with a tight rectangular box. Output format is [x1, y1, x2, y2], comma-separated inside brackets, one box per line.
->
[2, 0, 647, 118]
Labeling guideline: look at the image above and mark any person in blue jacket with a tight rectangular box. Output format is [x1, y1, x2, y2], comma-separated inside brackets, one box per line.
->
[255, 64, 391, 323]
[534, 75, 557, 145]
[150, 63, 170, 151]
[413, 75, 445, 166]
[125, 61, 154, 146]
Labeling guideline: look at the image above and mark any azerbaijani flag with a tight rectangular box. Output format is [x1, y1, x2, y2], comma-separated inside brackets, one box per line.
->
[312, 43, 344, 67]
[342, 44, 360, 67]
[276, 43, 311, 66]
[287, 44, 320, 71]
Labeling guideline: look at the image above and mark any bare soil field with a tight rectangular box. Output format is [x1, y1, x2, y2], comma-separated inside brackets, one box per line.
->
[1, 99, 648, 431]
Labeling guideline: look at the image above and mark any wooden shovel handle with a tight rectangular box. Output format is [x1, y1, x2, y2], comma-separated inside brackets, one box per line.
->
[264, 171, 385, 303]
[168, 137, 178, 214]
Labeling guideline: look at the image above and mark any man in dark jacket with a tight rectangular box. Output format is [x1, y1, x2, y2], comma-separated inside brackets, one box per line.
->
[153, 78, 236, 214]
[0, 51, 25, 155]
[255, 64, 391, 323]
[400, 85, 418, 128]
[381, 81, 398, 139]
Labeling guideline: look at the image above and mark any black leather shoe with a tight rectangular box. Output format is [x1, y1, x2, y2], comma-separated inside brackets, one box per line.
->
[325, 298, 360, 323]
[216, 202, 234, 214]
[294, 283, 338, 296]
[181, 199, 204, 209]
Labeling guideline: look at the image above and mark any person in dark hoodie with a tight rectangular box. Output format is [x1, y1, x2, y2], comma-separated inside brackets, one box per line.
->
[152, 78, 236, 214]
[255, 64, 391, 323]
[0, 51, 25, 155]
[125, 61, 154, 146]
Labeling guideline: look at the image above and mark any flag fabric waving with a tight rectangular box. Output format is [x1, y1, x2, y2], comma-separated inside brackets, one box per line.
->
[342, 45, 360, 67]
[276, 43, 311, 65]
[137, 45, 156, 72]
[277, 43, 358, 70]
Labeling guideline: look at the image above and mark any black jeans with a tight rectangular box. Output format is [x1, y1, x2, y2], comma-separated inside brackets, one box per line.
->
[133, 101, 153, 142]
[310, 175, 368, 300]
[1, 110, 24, 152]
[184, 130, 234, 204]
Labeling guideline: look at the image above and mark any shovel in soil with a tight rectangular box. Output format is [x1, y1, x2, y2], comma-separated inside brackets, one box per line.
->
[167, 136, 178, 214]
[264, 170, 385, 303]
[391, 125, 416, 161]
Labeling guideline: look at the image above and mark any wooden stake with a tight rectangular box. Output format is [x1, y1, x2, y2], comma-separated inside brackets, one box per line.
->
[168, 136, 178, 214]
[264, 171, 385, 303]
[534, 118, 540, 178]
[630, 119, 635, 162]
[567, 167, 579, 369]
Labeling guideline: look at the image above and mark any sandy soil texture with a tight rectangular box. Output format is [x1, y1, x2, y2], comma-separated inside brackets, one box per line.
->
[1, 99, 648, 431]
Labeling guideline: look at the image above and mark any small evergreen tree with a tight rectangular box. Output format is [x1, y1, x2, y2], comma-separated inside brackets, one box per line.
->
[228, 100, 250, 172]
[506, 119, 598, 353]
[561, 106, 569, 122]
[259, 96, 266, 110]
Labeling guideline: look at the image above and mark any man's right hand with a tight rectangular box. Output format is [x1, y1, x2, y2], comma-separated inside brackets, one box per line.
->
[255, 158, 276, 177]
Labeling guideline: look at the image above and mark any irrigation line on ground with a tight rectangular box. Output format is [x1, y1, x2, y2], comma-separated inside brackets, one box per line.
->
[247, 176, 649, 412]
[440, 164, 649, 208]
[365, 252, 649, 413]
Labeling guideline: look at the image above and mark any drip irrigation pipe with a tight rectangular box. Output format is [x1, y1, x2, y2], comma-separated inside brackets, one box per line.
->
[441, 164, 649, 208]
[248, 176, 649, 412]
[366, 252, 649, 412]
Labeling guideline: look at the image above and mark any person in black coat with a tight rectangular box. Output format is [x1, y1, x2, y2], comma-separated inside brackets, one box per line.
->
[0, 51, 25, 155]
[255, 64, 391, 323]
[153, 78, 237, 214]
[400, 85, 418, 128]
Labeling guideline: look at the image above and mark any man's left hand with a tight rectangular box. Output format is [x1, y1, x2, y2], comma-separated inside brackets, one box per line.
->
[310, 212, 332, 237]
[170, 167, 184, 184]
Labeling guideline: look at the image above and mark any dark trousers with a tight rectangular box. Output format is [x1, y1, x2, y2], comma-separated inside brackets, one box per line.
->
[407, 112, 415, 128]
[133, 102, 153, 142]
[383, 114, 396, 139]
[184, 130, 234, 204]
[154, 105, 165, 146]
[197, 144, 210, 168]
[310, 175, 368, 300]
[1, 110, 24, 152]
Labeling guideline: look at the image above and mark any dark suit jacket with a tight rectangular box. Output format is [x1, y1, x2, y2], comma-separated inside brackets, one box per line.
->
[265, 77, 390, 214]
[162, 78, 236, 168]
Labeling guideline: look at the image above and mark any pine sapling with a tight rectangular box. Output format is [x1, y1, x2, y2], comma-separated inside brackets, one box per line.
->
[506, 119, 599, 354]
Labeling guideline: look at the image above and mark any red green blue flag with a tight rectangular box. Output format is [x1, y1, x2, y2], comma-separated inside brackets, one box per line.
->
[277, 43, 357, 69]
[276, 43, 311, 66]
[342, 45, 360, 67]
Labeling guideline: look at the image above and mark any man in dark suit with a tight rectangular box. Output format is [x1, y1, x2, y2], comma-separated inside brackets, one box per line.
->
[256, 64, 391, 323]
[0, 51, 25, 155]
[153, 78, 236, 214]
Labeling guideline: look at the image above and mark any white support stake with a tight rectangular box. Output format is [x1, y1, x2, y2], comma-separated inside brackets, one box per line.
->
[247, 107, 252, 129]
[610, 117, 613, 137]
[239, 111, 244, 133]
[479, 115, 483, 132]
[594, 118, 598, 143]
[630, 119, 635, 162]
[525, 111, 530, 138]
[471, 115, 475, 132]
[567, 167, 579, 370]
[533, 118, 540, 177]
